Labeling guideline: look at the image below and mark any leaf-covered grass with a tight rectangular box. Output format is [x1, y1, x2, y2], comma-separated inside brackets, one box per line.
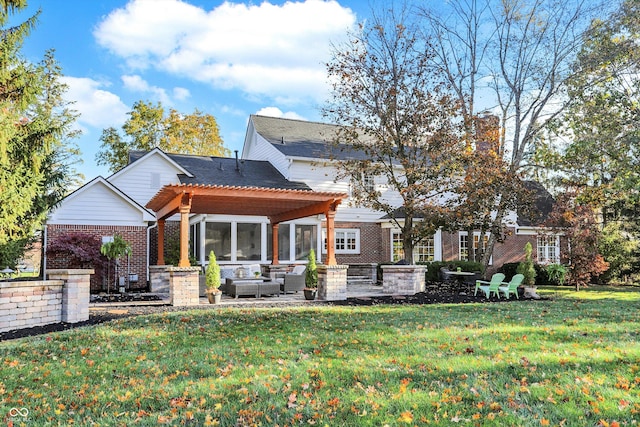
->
[1, 287, 639, 426]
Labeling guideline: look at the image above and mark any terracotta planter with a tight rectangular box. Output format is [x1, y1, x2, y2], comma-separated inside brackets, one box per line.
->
[206, 290, 222, 304]
[303, 288, 317, 300]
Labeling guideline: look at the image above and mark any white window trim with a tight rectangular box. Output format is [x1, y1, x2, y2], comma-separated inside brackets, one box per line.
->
[322, 228, 361, 254]
[459, 231, 492, 265]
[390, 229, 442, 262]
[537, 234, 560, 264]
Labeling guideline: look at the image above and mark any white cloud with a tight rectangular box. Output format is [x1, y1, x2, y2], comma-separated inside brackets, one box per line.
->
[255, 107, 306, 121]
[60, 76, 129, 128]
[94, 0, 357, 105]
[173, 87, 191, 101]
[121, 74, 191, 105]
[121, 74, 170, 104]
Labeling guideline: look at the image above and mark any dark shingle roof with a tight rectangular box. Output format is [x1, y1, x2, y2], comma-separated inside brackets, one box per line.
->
[380, 181, 555, 227]
[250, 115, 370, 161]
[517, 181, 555, 226]
[129, 150, 311, 191]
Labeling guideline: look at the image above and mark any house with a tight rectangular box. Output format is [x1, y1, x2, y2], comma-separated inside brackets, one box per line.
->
[44, 115, 560, 292]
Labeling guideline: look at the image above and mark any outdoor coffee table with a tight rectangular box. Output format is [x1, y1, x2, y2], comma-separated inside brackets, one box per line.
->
[226, 278, 280, 298]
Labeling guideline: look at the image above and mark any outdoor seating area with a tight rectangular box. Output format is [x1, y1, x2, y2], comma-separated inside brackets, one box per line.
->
[204, 263, 308, 299]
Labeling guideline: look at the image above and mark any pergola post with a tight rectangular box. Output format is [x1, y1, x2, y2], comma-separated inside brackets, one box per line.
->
[325, 208, 337, 265]
[271, 222, 280, 265]
[157, 219, 165, 265]
[178, 201, 191, 267]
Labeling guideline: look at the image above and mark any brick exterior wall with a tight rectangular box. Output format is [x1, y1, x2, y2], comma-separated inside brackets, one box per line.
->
[329, 222, 386, 265]
[440, 228, 566, 277]
[46, 224, 148, 292]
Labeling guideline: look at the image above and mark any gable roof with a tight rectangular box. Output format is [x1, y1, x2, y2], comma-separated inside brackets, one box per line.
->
[250, 115, 369, 161]
[159, 152, 312, 191]
[116, 148, 194, 179]
[48, 176, 156, 224]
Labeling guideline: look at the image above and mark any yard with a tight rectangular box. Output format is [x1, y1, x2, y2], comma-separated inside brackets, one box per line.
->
[1, 286, 639, 426]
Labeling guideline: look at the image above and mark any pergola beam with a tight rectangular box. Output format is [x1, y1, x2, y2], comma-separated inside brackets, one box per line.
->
[146, 184, 347, 267]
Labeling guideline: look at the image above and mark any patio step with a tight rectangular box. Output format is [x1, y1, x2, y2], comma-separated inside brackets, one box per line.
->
[347, 275, 374, 285]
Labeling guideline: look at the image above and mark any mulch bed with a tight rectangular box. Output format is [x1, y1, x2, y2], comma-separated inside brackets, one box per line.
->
[1, 281, 543, 341]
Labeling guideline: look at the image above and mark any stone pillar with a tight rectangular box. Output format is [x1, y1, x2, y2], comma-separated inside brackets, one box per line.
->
[47, 269, 94, 323]
[149, 265, 171, 293]
[317, 264, 348, 301]
[168, 266, 201, 306]
[381, 265, 426, 295]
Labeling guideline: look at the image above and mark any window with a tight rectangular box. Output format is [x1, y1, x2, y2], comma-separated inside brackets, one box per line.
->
[277, 224, 291, 261]
[295, 224, 317, 260]
[363, 172, 375, 192]
[237, 223, 261, 260]
[391, 231, 434, 262]
[537, 235, 559, 264]
[205, 222, 231, 261]
[323, 228, 360, 254]
[190, 223, 201, 261]
[459, 232, 489, 263]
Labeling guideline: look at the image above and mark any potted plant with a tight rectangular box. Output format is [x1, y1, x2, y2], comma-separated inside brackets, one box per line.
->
[517, 242, 539, 299]
[205, 250, 222, 304]
[304, 249, 318, 300]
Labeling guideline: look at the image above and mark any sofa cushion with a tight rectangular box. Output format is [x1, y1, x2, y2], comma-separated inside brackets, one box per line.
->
[220, 268, 235, 281]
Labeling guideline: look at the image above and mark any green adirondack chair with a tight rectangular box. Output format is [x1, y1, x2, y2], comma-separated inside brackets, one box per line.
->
[474, 273, 505, 298]
[498, 274, 524, 299]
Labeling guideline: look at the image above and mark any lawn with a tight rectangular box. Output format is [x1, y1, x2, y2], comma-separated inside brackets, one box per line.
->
[1, 287, 639, 426]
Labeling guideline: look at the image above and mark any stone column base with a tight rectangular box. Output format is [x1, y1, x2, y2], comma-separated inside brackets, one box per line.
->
[317, 264, 348, 301]
[168, 266, 201, 306]
[47, 269, 94, 323]
[381, 265, 426, 295]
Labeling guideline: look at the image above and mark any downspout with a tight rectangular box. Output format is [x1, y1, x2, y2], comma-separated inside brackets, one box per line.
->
[42, 225, 47, 278]
[146, 221, 158, 285]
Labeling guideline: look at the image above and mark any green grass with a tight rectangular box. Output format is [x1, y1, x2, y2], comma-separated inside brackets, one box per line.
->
[2, 287, 639, 426]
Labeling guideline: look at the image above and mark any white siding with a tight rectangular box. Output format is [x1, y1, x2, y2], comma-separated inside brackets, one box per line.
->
[243, 131, 289, 178]
[288, 159, 405, 222]
[109, 154, 183, 206]
[48, 182, 148, 226]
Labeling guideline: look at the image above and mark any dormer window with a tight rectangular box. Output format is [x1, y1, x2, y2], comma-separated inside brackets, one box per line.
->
[363, 172, 375, 192]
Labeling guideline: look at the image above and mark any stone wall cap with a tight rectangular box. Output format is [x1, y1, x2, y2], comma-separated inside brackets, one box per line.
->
[317, 264, 348, 269]
[166, 266, 201, 272]
[47, 269, 95, 275]
[381, 265, 426, 270]
[0, 280, 64, 289]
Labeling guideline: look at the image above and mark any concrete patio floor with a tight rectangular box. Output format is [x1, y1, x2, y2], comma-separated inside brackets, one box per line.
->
[90, 282, 388, 310]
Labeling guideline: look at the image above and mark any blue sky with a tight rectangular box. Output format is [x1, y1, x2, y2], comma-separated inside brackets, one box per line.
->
[13, 0, 369, 181]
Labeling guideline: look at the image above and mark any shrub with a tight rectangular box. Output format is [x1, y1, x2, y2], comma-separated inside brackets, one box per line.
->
[546, 263, 567, 286]
[165, 236, 198, 266]
[47, 232, 108, 284]
[516, 242, 536, 286]
[205, 250, 220, 292]
[305, 249, 318, 288]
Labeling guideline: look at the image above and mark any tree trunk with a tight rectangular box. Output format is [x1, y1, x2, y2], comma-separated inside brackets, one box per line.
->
[403, 216, 414, 264]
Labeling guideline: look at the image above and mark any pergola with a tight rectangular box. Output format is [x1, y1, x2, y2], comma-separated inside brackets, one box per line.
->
[145, 183, 348, 267]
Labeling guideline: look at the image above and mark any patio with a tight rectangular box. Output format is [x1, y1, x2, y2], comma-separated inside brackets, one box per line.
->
[89, 282, 388, 310]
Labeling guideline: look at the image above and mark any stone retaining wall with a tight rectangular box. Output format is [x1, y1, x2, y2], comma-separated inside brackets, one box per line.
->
[0, 269, 93, 333]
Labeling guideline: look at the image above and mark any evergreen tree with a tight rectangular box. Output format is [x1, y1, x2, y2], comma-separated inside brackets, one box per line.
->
[0, 1, 81, 267]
